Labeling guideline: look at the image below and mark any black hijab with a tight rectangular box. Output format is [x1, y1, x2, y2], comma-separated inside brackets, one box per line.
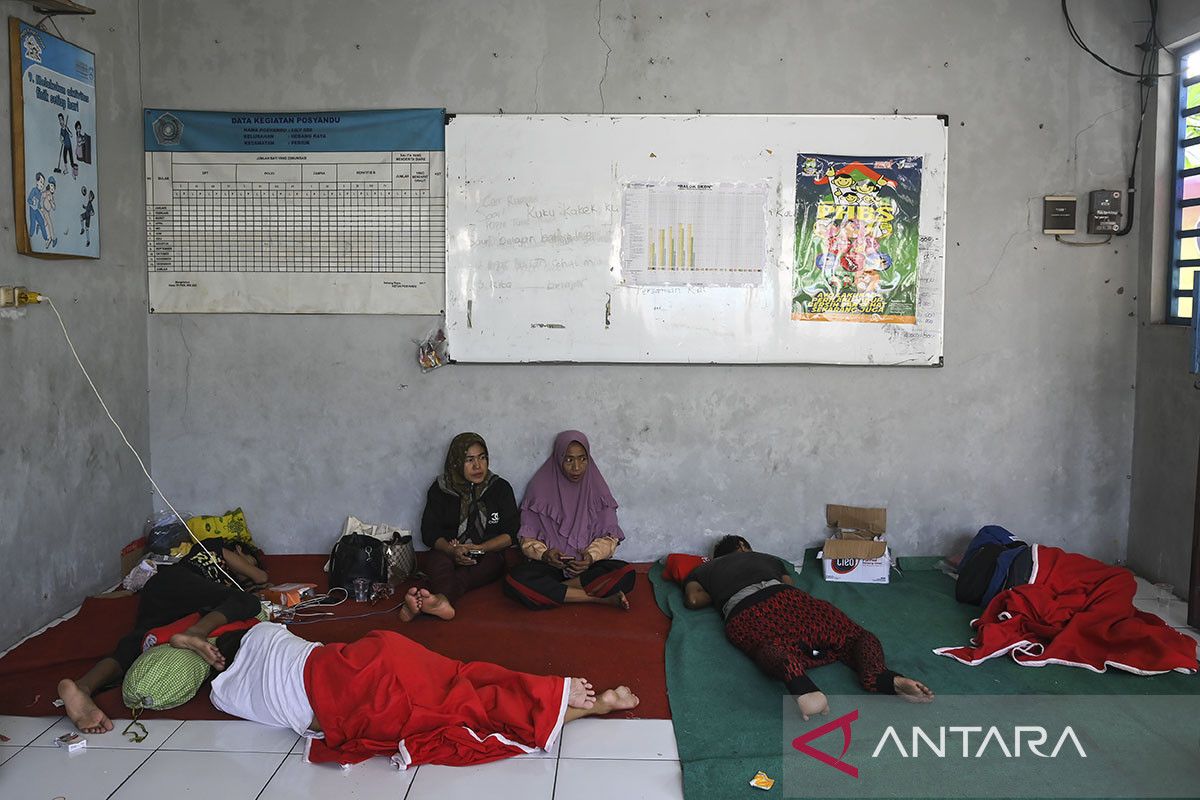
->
[436, 431, 497, 541]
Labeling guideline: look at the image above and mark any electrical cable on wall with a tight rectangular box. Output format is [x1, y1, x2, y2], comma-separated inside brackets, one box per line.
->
[40, 294, 242, 588]
[1054, 234, 1114, 247]
[33, 14, 66, 39]
[1062, 0, 1175, 79]
[1060, 0, 1175, 240]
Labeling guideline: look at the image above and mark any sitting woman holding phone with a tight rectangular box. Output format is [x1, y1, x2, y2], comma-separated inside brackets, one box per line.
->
[410, 432, 519, 621]
[504, 430, 635, 610]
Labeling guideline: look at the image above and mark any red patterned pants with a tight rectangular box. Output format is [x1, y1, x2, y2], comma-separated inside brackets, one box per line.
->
[724, 587, 897, 694]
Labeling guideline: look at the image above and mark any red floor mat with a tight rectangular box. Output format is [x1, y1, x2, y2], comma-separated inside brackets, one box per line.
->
[0, 555, 669, 722]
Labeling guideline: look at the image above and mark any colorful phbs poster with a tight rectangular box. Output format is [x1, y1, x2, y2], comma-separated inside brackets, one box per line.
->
[792, 154, 922, 323]
[10, 19, 99, 258]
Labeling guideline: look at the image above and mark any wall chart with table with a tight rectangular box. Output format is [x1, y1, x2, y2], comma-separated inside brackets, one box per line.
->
[145, 107, 446, 314]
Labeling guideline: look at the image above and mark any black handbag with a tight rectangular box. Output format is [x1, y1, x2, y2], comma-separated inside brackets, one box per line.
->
[328, 532, 388, 592]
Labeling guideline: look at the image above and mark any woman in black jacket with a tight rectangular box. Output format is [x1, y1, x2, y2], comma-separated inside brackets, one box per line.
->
[406, 432, 518, 621]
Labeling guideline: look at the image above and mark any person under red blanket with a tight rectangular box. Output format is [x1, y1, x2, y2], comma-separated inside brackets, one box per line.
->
[936, 543, 1199, 675]
[682, 535, 934, 719]
[57, 546, 267, 734]
[208, 622, 640, 767]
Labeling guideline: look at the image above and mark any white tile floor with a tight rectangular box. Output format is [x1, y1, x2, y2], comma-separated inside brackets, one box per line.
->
[1131, 576, 1200, 658]
[0, 715, 684, 800]
[2, 574, 1195, 799]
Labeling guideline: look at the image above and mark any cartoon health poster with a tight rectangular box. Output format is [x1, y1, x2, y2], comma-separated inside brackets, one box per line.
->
[9, 19, 99, 258]
[792, 154, 922, 323]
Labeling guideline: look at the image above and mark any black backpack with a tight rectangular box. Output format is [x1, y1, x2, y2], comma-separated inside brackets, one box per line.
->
[955, 541, 1028, 606]
[328, 532, 387, 592]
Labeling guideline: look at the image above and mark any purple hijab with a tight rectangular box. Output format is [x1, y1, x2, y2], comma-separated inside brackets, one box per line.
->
[519, 430, 624, 557]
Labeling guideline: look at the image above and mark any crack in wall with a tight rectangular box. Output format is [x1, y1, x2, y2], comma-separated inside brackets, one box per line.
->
[969, 229, 1024, 295]
[596, 0, 612, 112]
[177, 316, 192, 420]
[533, 48, 547, 113]
[1072, 101, 1132, 167]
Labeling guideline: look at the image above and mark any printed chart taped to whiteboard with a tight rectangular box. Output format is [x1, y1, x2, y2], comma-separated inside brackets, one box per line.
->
[620, 181, 769, 287]
[445, 114, 946, 364]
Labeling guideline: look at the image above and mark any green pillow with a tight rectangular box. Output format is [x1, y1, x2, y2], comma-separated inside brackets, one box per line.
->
[122, 643, 212, 711]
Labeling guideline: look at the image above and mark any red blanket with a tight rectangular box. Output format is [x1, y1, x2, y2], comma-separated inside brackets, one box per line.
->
[305, 630, 567, 767]
[0, 555, 670, 720]
[935, 545, 1198, 675]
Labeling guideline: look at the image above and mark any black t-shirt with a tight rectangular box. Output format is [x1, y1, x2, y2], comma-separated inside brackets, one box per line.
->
[685, 551, 789, 612]
[420, 476, 519, 548]
[180, 538, 247, 589]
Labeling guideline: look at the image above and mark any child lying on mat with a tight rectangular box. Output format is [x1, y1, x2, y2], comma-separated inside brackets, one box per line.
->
[58, 543, 269, 734]
[679, 536, 934, 719]
[209, 622, 639, 767]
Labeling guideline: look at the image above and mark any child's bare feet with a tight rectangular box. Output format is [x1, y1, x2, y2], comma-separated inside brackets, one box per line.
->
[591, 685, 640, 714]
[58, 679, 113, 734]
[419, 589, 455, 620]
[796, 690, 830, 721]
[602, 591, 630, 610]
[169, 632, 225, 670]
[398, 587, 421, 622]
[568, 677, 596, 709]
[894, 677, 934, 703]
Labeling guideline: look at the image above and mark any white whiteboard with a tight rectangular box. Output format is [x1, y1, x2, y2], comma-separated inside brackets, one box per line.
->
[446, 115, 946, 364]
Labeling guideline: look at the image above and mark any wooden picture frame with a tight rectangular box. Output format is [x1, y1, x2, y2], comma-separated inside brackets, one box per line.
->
[9, 17, 99, 258]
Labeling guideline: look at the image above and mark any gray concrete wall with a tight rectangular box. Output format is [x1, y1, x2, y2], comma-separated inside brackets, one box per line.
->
[1127, 0, 1200, 596]
[0, 1, 149, 649]
[142, 0, 1144, 563]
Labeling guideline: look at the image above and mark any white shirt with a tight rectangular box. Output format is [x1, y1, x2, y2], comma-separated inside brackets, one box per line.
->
[210, 622, 320, 736]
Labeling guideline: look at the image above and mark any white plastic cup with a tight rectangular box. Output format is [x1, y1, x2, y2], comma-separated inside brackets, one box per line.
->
[352, 577, 371, 602]
[1154, 582, 1174, 610]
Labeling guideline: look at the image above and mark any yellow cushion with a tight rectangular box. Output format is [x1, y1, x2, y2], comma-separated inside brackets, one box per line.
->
[186, 507, 254, 546]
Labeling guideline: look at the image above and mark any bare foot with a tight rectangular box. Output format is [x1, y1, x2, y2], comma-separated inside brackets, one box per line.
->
[58, 679, 113, 734]
[894, 677, 934, 703]
[796, 690, 829, 721]
[568, 677, 596, 709]
[602, 591, 630, 611]
[398, 587, 421, 622]
[419, 589, 456, 621]
[591, 685, 640, 715]
[169, 632, 225, 670]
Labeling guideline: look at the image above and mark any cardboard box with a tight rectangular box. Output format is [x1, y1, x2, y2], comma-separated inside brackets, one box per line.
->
[820, 504, 890, 584]
[120, 536, 147, 577]
[261, 583, 317, 608]
[818, 546, 892, 584]
[825, 504, 887, 538]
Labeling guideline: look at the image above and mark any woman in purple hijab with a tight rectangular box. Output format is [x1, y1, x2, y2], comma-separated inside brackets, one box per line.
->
[503, 431, 636, 610]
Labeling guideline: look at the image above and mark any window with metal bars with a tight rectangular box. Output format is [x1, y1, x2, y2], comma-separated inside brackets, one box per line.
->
[1171, 48, 1200, 324]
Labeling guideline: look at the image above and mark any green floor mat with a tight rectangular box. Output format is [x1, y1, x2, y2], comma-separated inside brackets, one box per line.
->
[651, 550, 1199, 800]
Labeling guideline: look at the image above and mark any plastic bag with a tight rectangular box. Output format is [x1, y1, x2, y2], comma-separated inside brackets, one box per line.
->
[143, 510, 191, 554]
[122, 559, 158, 592]
[416, 327, 449, 372]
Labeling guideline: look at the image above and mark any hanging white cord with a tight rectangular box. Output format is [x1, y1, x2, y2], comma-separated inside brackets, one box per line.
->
[45, 296, 241, 588]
